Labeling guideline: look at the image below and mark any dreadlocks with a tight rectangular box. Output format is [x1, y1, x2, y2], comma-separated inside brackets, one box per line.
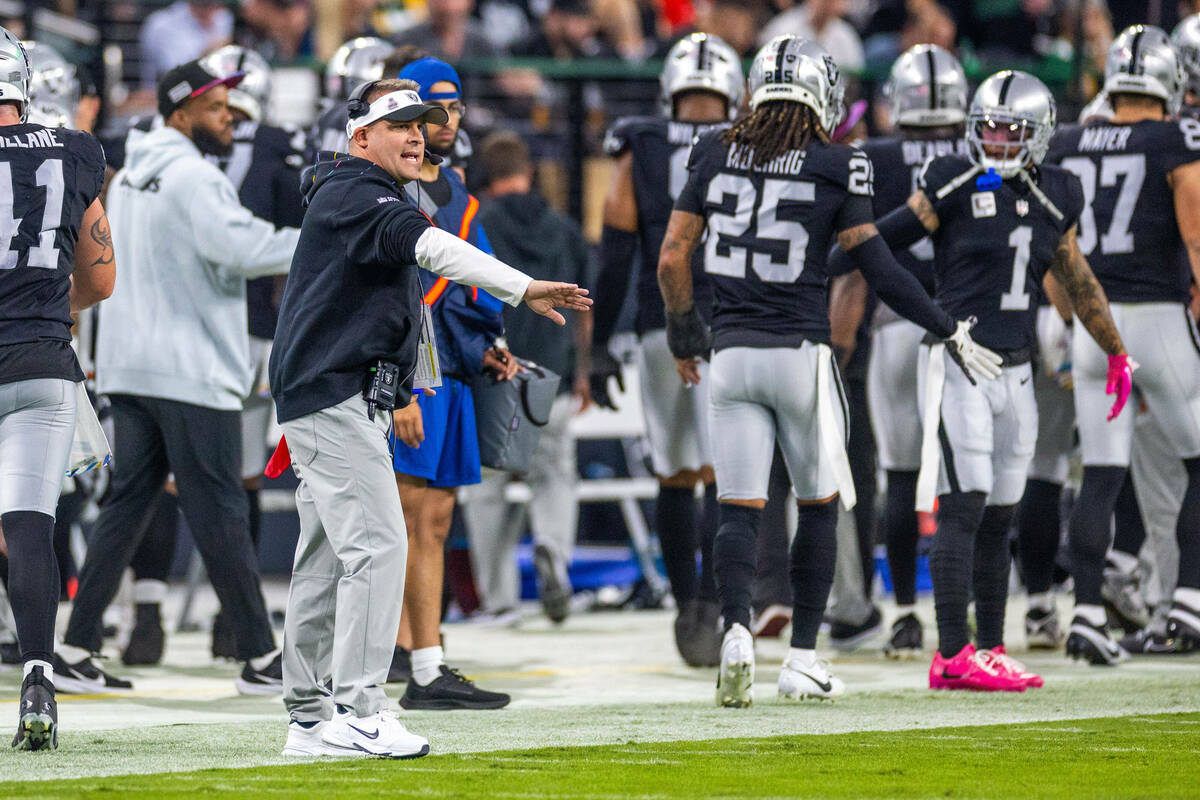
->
[722, 102, 829, 168]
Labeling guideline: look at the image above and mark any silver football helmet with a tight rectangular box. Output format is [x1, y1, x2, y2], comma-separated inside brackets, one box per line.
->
[884, 43, 967, 128]
[1172, 15, 1200, 97]
[966, 70, 1056, 178]
[22, 40, 79, 112]
[747, 35, 844, 135]
[660, 32, 745, 119]
[325, 37, 395, 101]
[202, 45, 271, 122]
[0, 27, 31, 121]
[1104, 25, 1184, 115]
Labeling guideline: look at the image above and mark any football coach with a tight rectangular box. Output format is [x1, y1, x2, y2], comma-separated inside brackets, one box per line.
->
[268, 77, 590, 759]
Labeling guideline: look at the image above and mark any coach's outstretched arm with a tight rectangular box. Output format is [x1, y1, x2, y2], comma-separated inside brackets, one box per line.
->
[414, 225, 591, 326]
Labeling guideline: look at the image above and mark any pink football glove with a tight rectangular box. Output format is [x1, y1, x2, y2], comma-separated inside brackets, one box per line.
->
[1105, 353, 1136, 421]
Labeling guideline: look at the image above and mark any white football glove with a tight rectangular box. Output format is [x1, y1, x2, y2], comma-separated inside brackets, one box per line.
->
[944, 317, 1003, 385]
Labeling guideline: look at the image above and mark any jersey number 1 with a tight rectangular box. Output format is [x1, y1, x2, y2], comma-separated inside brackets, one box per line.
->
[1001, 225, 1032, 311]
[0, 159, 64, 270]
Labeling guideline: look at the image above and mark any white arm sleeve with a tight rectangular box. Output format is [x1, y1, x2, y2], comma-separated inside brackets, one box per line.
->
[189, 170, 300, 280]
[414, 226, 532, 307]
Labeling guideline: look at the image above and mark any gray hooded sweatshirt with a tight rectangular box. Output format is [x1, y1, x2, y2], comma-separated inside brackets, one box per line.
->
[97, 125, 300, 410]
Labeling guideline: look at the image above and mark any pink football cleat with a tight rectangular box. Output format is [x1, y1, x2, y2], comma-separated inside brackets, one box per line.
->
[982, 646, 1044, 689]
[929, 644, 1026, 692]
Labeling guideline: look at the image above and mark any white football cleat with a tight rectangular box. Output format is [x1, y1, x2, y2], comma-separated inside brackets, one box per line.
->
[716, 623, 754, 708]
[281, 719, 353, 757]
[321, 708, 430, 759]
[778, 656, 846, 701]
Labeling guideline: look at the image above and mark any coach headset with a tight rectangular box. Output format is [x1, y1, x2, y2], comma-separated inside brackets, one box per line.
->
[346, 78, 444, 165]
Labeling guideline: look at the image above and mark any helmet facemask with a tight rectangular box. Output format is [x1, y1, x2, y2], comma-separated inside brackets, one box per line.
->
[967, 112, 1043, 178]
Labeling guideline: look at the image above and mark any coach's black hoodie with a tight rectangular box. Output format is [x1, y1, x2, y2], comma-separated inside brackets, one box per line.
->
[269, 152, 432, 423]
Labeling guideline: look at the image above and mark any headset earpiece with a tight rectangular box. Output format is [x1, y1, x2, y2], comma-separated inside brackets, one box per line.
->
[346, 79, 377, 119]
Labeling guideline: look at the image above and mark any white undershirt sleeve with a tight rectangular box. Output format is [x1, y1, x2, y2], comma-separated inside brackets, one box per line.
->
[414, 226, 533, 307]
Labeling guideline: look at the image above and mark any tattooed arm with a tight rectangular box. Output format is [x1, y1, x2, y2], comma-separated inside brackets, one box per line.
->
[71, 198, 116, 311]
[1048, 225, 1125, 356]
[657, 209, 705, 314]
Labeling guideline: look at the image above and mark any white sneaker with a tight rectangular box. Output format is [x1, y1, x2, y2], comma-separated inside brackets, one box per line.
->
[321, 708, 430, 759]
[281, 719, 353, 757]
[778, 656, 846, 701]
[715, 623, 754, 708]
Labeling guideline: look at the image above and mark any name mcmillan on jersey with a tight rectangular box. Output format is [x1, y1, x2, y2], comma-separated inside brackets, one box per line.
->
[0, 128, 63, 149]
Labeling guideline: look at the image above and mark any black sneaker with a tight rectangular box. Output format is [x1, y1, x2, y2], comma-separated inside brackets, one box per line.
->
[1066, 616, 1130, 666]
[1118, 627, 1194, 655]
[400, 665, 510, 710]
[829, 606, 883, 652]
[52, 653, 133, 694]
[236, 651, 283, 696]
[12, 666, 56, 751]
[0, 641, 20, 668]
[675, 600, 720, 667]
[211, 611, 238, 661]
[122, 603, 164, 666]
[386, 646, 412, 683]
[534, 543, 572, 624]
[883, 613, 923, 659]
[1167, 597, 1200, 646]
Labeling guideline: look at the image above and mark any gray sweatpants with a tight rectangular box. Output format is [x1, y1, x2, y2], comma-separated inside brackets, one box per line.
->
[280, 394, 407, 721]
[463, 394, 577, 612]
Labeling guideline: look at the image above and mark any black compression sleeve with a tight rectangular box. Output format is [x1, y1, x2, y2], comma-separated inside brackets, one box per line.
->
[847, 234, 955, 338]
[875, 204, 931, 251]
[593, 225, 638, 346]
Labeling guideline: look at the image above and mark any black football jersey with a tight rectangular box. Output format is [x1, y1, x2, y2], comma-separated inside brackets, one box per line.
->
[603, 116, 726, 333]
[920, 155, 1083, 352]
[860, 134, 968, 293]
[674, 130, 877, 350]
[0, 124, 106, 384]
[1046, 118, 1200, 304]
[216, 120, 306, 340]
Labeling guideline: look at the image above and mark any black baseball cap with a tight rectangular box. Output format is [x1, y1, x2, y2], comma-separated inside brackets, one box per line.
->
[157, 58, 245, 119]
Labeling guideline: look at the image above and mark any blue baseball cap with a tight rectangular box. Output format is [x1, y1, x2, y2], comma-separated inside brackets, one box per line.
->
[398, 57, 462, 101]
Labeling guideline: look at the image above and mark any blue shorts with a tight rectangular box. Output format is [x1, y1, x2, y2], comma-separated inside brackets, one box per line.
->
[391, 377, 481, 488]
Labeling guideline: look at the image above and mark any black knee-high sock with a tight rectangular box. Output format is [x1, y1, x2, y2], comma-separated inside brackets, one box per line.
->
[1068, 466, 1127, 605]
[714, 504, 762, 631]
[1016, 479, 1061, 595]
[790, 500, 838, 648]
[3, 511, 59, 664]
[245, 488, 262, 550]
[656, 485, 699, 605]
[698, 484, 718, 602]
[1177, 458, 1200, 590]
[1112, 473, 1146, 558]
[931, 491, 987, 656]
[884, 470, 920, 606]
[974, 504, 1016, 650]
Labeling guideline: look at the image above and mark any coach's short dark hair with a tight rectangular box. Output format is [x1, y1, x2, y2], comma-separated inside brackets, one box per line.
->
[384, 46, 427, 78]
[365, 78, 420, 104]
[480, 131, 532, 184]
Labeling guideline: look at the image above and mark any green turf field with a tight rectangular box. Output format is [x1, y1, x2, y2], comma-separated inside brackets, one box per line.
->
[2, 712, 1197, 799]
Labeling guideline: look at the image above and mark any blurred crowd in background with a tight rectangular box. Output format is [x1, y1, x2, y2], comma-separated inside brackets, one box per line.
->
[7, 0, 1198, 225]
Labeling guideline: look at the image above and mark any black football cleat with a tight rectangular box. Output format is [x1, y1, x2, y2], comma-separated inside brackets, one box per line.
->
[12, 665, 57, 751]
[1066, 616, 1129, 666]
[122, 603, 165, 666]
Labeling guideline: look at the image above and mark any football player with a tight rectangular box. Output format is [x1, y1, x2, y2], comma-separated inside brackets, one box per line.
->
[852, 70, 1130, 690]
[661, 35, 1001, 707]
[1047, 25, 1200, 662]
[0, 28, 115, 749]
[837, 43, 971, 659]
[592, 32, 745, 667]
[1173, 14, 1200, 114]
